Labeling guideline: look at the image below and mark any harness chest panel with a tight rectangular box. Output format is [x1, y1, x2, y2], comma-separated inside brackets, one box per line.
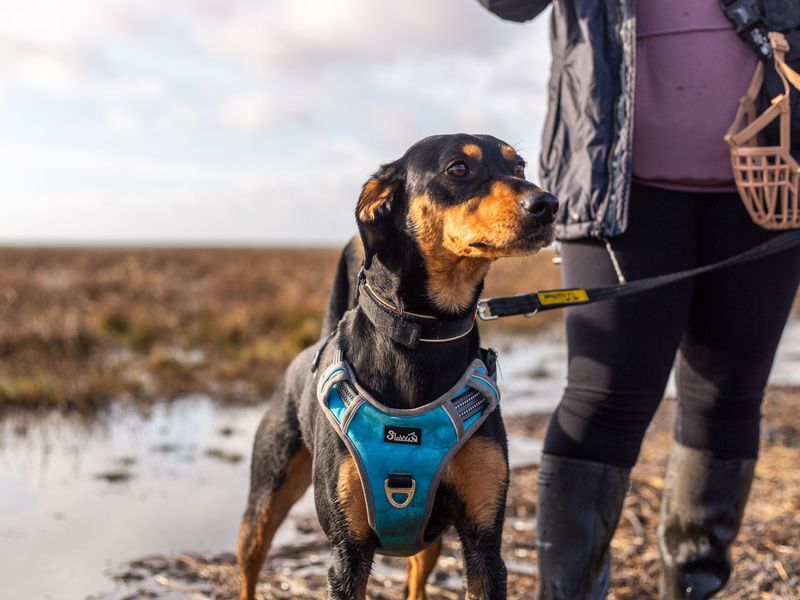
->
[316, 345, 500, 557]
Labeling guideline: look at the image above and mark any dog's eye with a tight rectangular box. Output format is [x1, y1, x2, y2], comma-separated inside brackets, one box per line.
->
[446, 161, 469, 178]
[514, 161, 526, 178]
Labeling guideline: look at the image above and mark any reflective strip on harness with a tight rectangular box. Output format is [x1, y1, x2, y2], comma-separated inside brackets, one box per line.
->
[316, 350, 500, 557]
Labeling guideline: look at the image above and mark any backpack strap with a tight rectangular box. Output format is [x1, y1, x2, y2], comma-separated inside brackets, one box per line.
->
[719, 0, 774, 60]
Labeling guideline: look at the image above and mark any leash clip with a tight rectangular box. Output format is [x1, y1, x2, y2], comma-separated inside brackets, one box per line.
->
[476, 299, 498, 321]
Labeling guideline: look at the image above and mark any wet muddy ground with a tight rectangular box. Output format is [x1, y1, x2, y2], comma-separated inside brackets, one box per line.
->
[0, 328, 560, 600]
[2, 318, 798, 599]
[95, 386, 800, 600]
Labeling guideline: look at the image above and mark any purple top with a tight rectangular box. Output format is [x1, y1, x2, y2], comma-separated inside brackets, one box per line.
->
[632, 0, 758, 191]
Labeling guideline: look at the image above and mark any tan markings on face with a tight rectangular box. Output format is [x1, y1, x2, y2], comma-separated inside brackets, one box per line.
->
[501, 144, 517, 162]
[442, 180, 536, 258]
[357, 177, 390, 222]
[461, 143, 483, 160]
[444, 436, 508, 529]
[337, 455, 372, 542]
[408, 195, 492, 313]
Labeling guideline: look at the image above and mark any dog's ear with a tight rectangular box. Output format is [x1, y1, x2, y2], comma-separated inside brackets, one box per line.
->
[356, 161, 404, 269]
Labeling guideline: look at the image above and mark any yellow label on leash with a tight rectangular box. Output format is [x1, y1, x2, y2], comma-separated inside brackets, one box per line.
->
[537, 289, 589, 306]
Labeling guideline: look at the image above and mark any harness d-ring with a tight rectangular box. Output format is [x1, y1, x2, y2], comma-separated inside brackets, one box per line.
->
[385, 475, 416, 509]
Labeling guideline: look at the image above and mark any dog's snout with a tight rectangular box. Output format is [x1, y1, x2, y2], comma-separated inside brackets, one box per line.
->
[520, 191, 559, 224]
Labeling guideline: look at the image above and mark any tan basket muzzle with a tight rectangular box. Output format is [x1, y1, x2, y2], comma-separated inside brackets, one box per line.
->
[725, 32, 800, 229]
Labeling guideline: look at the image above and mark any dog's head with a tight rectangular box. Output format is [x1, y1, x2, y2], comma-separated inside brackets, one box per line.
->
[356, 134, 558, 314]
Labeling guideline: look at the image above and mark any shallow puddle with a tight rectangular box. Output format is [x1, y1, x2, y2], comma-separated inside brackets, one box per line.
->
[0, 397, 324, 600]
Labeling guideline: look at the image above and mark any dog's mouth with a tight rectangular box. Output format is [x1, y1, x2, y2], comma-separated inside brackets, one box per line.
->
[467, 225, 555, 255]
[513, 226, 556, 250]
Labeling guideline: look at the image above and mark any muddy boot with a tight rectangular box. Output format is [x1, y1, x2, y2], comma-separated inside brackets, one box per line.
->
[657, 443, 756, 600]
[535, 454, 630, 600]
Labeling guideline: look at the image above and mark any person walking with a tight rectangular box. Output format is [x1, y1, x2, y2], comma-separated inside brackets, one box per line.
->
[479, 1, 800, 598]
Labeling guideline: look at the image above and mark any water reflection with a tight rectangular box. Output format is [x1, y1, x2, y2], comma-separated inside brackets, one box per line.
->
[0, 397, 320, 599]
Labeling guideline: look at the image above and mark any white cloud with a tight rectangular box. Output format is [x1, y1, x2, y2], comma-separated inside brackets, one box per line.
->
[0, 1, 154, 46]
[92, 76, 165, 104]
[0, 141, 238, 183]
[105, 107, 146, 136]
[0, 170, 360, 246]
[0, 0, 553, 243]
[193, 1, 534, 73]
[191, 0, 550, 149]
[217, 89, 316, 133]
[0, 0, 154, 90]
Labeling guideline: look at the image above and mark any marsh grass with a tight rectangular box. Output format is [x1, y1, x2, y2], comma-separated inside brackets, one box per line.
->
[0, 246, 562, 410]
[0, 247, 344, 410]
[3, 245, 795, 412]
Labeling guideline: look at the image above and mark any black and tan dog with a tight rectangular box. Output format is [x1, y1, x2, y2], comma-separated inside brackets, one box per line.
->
[237, 134, 557, 600]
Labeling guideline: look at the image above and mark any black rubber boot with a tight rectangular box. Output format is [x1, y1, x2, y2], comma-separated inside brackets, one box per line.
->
[658, 443, 756, 600]
[535, 454, 630, 600]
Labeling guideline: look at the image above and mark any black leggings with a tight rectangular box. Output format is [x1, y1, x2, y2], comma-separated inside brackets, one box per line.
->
[543, 184, 800, 469]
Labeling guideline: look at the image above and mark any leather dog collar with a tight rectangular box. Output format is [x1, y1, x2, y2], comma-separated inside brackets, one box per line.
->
[357, 281, 475, 348]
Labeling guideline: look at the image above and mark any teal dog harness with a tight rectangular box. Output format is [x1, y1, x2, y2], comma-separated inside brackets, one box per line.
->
[316, 343, 500, 556]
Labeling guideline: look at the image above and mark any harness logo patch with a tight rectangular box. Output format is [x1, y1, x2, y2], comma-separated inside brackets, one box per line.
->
[384, 426, 422, 445]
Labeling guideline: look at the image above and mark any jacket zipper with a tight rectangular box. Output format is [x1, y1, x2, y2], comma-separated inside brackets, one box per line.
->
[598, 0, 631, 237]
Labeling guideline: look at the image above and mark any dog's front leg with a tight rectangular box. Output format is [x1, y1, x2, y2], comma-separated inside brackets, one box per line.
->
[447, 436, 510, 600]
[326, 539, 375, 600]
[319, 453, 377, 599]
[455, 522, 507, 600]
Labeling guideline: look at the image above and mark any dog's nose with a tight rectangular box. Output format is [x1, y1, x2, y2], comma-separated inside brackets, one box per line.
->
[520, 191, 559, 224]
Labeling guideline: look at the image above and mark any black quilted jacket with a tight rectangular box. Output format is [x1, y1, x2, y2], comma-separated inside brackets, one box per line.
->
[479, 0, 800, 240]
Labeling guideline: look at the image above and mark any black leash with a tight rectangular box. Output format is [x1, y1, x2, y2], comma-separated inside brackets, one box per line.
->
[477, 229, 800, 320]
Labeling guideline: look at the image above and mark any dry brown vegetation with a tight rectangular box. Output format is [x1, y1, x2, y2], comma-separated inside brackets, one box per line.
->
[0, 247, 338, 410]
[0, 246, 561, 411]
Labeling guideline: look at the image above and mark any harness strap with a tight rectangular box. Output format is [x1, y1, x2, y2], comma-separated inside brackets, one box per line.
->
[316, 343, 500, 556]
[357, 280, 475, 348]
[478, 229, 800, 320]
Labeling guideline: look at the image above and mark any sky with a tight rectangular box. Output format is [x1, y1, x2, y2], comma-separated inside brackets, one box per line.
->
[0, 0, 551, 246]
